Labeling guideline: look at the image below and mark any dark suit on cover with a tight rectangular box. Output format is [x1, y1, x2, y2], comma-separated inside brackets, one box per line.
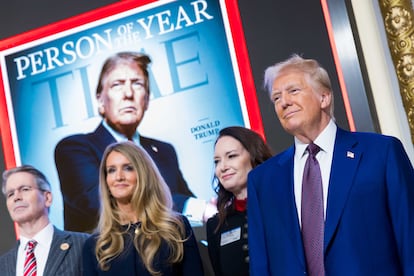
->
[248, 128, 414, 275]
[55, 122, 194, 232]
[0, 227, 89, 276]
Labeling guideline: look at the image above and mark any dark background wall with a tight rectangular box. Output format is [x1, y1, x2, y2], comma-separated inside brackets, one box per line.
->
[0, 0, 349, 254]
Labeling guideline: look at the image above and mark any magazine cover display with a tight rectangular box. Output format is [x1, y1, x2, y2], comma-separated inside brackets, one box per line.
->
[0, 0, 263, 229]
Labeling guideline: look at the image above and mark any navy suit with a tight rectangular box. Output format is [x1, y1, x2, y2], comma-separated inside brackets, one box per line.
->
[55, 123, 194, 232]
[0, 227, 89, 276]
[248, 128, 414, 275]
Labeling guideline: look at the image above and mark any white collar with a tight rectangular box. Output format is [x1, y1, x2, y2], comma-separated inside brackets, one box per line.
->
[102, 120, 140, 145]
[20, 223, 54, 249]
[294, 119, 337, 158]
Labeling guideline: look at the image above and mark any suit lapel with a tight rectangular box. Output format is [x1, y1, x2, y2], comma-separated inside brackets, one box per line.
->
[277, 146, 306, 266]
[5, 244, 18, 276]
[44, 228, 70, 275]
[140, 136, 159, 155]
[324, 128, 361, 250]
[93, 123, 116, 152]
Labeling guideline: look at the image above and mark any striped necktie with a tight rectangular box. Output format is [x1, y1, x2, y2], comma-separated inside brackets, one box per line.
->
[23, 240, 38, 276]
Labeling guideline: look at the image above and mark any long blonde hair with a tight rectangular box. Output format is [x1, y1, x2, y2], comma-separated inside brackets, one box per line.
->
[95, 141, 186, 275]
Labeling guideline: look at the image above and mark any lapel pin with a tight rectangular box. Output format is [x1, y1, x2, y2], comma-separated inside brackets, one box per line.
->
[346, 151, 355, 158]
[151, 145, 158, 152]
[60, 242, 70, 251]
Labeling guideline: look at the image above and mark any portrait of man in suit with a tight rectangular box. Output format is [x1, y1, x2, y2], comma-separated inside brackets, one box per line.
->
[0, 165, 89, 276]
[55, 51, 216, 233]
[247, 54, 414, 275]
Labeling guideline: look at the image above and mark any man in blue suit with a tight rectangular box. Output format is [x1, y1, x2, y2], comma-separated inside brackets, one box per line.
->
[248, 54, 414, 275]
[0, 165, 89, 276]
[55, 52, 215, 233]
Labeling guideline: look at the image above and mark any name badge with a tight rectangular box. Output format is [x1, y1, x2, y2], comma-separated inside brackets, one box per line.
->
[220, 227, 241, 246]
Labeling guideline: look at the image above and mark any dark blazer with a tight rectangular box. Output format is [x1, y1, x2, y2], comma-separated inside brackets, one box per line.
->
[0, 227, 89, 276]
[248, 128, 414, 276]
[82, 215, 204, 276]
[55, 122, 194, 232]
[206, 211, 249, 276]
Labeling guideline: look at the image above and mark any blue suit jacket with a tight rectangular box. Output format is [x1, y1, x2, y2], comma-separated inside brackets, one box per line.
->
[54, 123, 194, 232]
[248, 128, 414, 275]
[0, 227, 89, 276]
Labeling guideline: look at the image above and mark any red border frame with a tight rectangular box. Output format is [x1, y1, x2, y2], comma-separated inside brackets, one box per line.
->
[0, 0, 264, 170]
[224, 0, 265, 138]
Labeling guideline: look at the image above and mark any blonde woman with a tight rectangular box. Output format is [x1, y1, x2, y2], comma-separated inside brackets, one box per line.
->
[82, 141, 204, 275]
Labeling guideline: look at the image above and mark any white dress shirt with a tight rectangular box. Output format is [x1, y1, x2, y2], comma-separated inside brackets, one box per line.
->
[294, 120, 336, 226]
[16, 223, 54, 276]
[102, 120, 140, 144]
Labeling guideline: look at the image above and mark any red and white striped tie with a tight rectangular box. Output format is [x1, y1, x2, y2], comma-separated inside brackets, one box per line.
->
[23, 240, 38, 276]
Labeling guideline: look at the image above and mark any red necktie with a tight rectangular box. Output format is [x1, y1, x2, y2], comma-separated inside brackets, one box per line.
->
[301, 143, 325, 276]
[23, 240, 38, 276]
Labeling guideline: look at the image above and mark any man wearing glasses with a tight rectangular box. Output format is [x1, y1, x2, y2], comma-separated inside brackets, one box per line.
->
[0, 165, 89, 276]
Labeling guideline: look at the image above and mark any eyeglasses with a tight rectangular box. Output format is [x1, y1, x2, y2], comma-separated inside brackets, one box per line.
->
[5, 185, 47, 199]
